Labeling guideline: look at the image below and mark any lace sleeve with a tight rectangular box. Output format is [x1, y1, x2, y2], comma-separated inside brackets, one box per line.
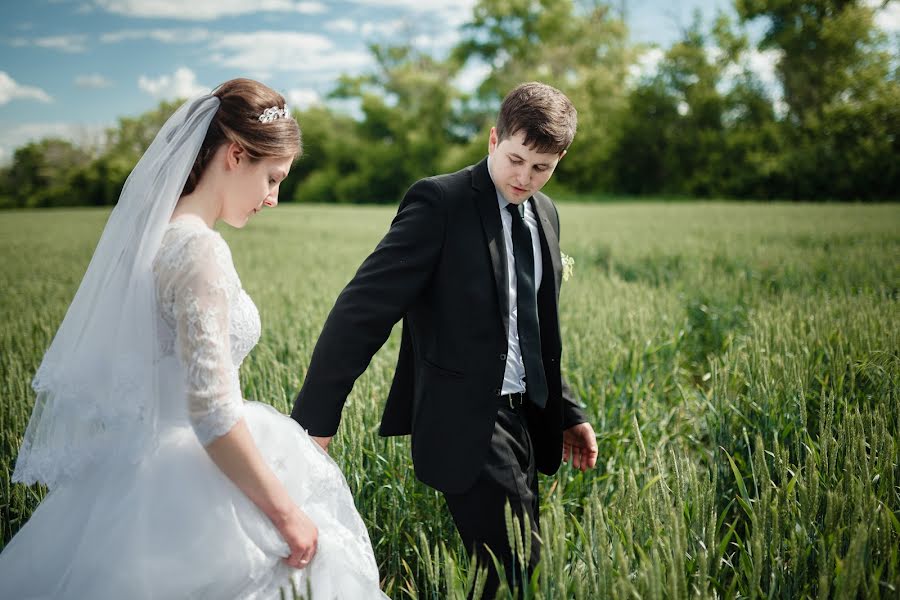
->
[166, 229, 243, 445]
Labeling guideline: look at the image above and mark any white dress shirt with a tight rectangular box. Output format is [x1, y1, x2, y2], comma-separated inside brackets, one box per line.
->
[487, 156, 543, 395]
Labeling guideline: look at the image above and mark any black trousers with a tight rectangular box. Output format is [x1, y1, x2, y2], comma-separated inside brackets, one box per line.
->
[442, 402, 541, 599]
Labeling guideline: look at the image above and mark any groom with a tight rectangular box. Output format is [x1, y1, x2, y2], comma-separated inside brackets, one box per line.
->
[292, 82, 598, 596]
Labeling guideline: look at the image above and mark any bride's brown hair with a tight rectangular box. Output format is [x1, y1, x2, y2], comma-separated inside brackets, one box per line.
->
[182, 78, 302, 196]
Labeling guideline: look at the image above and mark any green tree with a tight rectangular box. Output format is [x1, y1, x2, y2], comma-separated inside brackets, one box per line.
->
[296, 42, 464, 203]
[612, 12, 782, 198]
[453, 0, 635, 192]
[5, 139, 93, 208]
[66, 154, 134, 206]
[104, 99, 181, 164]
[0, 164, 14, 209]
[736, 0, 900, 199]
[290, 105, 368, 203]
[612, 79, 681, 194]
[717, 73, 785, 198]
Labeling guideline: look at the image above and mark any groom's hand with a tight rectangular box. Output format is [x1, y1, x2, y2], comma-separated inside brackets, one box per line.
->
[311, 435, 332, 453]
[562, 422, 598, 471]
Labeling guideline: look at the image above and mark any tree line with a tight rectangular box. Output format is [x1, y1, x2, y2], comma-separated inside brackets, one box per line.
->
[1, 0, 897, 208]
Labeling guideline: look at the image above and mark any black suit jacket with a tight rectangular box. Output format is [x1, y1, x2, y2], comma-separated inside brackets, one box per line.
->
[292, 157, 587, 493]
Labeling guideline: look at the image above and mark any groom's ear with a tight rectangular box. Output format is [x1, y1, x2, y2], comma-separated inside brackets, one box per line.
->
[488, 126, 498, 154]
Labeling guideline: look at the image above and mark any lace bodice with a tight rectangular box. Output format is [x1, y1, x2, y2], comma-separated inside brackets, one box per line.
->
[153, 216, 261, 445]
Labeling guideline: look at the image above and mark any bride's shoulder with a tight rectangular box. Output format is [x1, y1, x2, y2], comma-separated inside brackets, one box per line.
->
[155, 216, 235, 280]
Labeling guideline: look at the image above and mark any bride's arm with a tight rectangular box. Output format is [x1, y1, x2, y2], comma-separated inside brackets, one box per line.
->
[163, 231, 317, 569]
[205, 420, 318, 568]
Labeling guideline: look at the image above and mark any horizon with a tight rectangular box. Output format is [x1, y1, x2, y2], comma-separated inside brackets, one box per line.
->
[1, 0, 898, 165]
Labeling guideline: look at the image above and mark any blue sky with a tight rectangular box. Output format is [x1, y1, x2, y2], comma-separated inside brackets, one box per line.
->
[1, 0, 897, 164]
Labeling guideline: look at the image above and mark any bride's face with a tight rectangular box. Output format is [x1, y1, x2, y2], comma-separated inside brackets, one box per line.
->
[220, 145, 293, 228]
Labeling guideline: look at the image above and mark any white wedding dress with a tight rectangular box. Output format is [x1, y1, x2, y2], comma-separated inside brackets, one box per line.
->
[0, 215, 388, 599]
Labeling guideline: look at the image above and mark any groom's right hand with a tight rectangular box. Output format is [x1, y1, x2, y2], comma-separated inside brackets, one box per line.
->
[311, 435, 333, 453]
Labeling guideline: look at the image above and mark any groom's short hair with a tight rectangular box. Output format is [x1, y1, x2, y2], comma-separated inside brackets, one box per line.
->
[496, 82, 577, 155]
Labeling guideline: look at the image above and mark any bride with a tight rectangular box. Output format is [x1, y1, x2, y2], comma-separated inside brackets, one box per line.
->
[0, 78, 388, 599]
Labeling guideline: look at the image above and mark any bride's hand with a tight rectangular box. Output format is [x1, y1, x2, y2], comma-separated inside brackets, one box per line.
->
[278, 507, 319, 569]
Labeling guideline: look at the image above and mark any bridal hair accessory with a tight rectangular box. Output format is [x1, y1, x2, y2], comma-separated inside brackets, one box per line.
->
[258, 105, 290, 123]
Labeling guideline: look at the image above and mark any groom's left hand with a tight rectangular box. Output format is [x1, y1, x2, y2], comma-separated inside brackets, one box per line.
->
[311, 436, 332, 453]
[562, 422, 598, 471]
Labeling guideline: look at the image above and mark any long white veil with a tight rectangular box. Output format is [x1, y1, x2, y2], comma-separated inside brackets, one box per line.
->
[13, 94, 221, 488]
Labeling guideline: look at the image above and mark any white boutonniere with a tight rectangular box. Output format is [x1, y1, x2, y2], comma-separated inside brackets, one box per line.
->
[561, 251, 575, 281]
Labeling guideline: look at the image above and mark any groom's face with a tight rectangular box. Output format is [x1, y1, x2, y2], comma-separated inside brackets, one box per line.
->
[488, 127, 566, 205]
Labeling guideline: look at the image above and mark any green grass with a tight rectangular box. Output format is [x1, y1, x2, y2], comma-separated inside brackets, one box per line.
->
[1, 202, 898, 598]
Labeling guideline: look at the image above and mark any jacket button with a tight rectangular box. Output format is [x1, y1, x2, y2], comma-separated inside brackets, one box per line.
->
[494, 387, 501, 395]
[499, 353, 507, 361]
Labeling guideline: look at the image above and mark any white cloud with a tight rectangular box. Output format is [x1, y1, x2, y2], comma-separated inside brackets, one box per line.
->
[101, 28, 211, 44]
[215, 31, 331, 54]
[625, 45, 786, 112]
[628, 47, 664, 81]
[138, 67, 208, 99]
[326, 18, 358, 34]
[93, 0, 326, 20]
[8, 34, 88, 53]
[349, 0, 475, 28]
[745, 48, 781, 90]
[75, 74, 114, 89]
[326, 96, 363, 120]
[714, 46, 782, 92]
[773, 97, 788, 119]
[411, 28, 460, 53]
[324, 17, 417, 39]
[327, 17, 458, 53]
[454, 59, 490, 93]
[360, 19, 407, 37]
[286, 88, 322, 109]
[630, 45, 782, 91]
[0, 71, 53, 105]
[37, 35, 89, 53]
[348, 0, 472, 9]
[210, 31, 371, 74]
[873, 2, 900, 32]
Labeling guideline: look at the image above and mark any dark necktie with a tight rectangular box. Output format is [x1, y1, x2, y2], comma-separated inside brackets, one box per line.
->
[506, 202, 548, 408]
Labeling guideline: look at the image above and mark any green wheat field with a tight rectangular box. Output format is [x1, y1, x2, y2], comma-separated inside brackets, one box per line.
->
[1, 202, 898, 598]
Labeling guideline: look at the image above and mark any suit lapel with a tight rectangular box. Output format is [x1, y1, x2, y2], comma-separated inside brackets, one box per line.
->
[531, 194, 561, 299]
[531, 194, 564, 356]
[472, 158, 510, 338]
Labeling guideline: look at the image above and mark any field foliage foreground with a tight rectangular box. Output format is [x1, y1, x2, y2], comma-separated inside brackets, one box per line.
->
[1, 202, 898, 598]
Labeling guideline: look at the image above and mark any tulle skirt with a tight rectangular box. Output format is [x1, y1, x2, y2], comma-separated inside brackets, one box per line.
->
[0, 401, 388, 599]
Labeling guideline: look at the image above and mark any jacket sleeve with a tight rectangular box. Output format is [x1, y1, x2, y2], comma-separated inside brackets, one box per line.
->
[561, 378, 587, 429]
[292, 179, 446, 436]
